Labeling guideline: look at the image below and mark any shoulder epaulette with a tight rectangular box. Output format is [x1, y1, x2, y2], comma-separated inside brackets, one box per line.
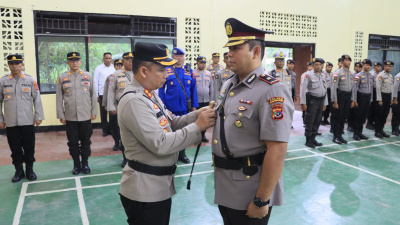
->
[259, 74, 279, 85]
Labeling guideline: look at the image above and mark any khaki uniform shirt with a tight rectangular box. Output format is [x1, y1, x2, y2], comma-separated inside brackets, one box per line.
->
[267, 69, 292, 93]
[288, 70, 296, 92]
[376, 71, 393, 101]
[212, 66, 294, 210]
[331, 68, 354, 102]
[300, 71, 328, 105]
[56, 70, 97, 121]
[107, 69, 133, 112]
[353, 71, 373, 102]
[392, 73, 400, 99]
[213, 69, 234, 101]
[195, 69, 213, 103]
[118, 77, 202, 202]
[370, 70, 379, 88]
[323, 70, 332, 88]
[206, 64, 224, 77]
[102, 74, 114, 107]
[0, 74, 44, 127]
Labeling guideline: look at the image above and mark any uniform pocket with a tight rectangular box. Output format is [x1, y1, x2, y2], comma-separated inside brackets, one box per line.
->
[311, 80, 320, 89]
[3, 88, 14, 101]
[230, 108, 254, 132]
[63, 82, 72, 94]
[21, 87, 32, 99]
[81, 81, 91, 93]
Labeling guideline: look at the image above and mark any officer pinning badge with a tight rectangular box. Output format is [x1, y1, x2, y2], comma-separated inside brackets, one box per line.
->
[268, 97, 284, 104]
[235, 120, 243, 128]
[238, 106, 247, 111]
[271, 104, 284, 121]
[239, 99, 252, 105]
[246, 74, 256, 84]
[154, 103, 159, 109]
[159, 119, 168, 126]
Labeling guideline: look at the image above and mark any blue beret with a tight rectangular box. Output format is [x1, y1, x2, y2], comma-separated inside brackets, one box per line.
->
[172, 47, 185, 55]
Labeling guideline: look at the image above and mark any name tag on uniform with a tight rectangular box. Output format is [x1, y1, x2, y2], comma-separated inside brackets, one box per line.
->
[156, 111, 163, 118]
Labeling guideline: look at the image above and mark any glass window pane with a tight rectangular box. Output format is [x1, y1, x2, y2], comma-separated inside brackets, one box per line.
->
[367, 50, 384, 65]
[386, 51, 400, 75]
[37, 36, 86, 93]
[134, 38, 174, 56]
[88, 37, 131, 74]
[263, 47, 293, 71]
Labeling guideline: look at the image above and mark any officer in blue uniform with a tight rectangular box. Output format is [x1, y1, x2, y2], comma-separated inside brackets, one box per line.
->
[159, 47, 199, 163]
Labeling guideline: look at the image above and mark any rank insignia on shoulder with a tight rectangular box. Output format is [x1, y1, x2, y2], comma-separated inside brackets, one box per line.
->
[259, 74, 279, 85]
[239, 99, 252, 105]
[271, 104, 284, 121]
[246, 74, 256, 84]
[144, 89, 153, 98]
[154, 103, 159, 109]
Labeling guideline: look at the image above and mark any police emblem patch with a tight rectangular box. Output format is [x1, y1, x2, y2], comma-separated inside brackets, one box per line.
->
[159, 119, 168, 126]
[272, 104, 284, 121]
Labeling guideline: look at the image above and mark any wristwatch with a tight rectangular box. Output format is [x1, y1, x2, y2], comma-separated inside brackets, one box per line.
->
[253, 197, 270, 208]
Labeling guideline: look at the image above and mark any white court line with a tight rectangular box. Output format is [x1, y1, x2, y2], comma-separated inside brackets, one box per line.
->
[26, 171, 122, 184]
[324, 141, 400, 155]
[25, 187, 77, 196]
[12, 182, 28, 225]
[75, 178, 89, 225]
[303, 149, 400, 185]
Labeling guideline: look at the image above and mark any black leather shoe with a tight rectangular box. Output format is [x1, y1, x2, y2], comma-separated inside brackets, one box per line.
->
[72, 167, 81, 175]
[353, 134, 361, 141]
[324, 120, 330, 125]
[121, 158, 127, 168]
[311, 137, 323, 146]
[82, 163, 91, 174]
[102, 132, 108, 137]
[359, 133, 369, 140]
[381, 131, 390, 138]
[375, 132, 384, 138]
[338, 136, 348, 144]
[202, 136, 209, 143]
[12, 170, 25, 183]
[178, 156, 190, 164]
[113, 144, 119, 151]
[366, 124, 374, 130]
[392, 131, 400, 136]
[320, 121, 325, 126]
[26, 170, 37, 181]
[347, 127, 354, 132]
[305, 141, 315, 148]
[332, 137, 342, 144]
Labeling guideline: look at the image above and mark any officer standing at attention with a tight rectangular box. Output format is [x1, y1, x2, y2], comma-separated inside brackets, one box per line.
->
[56, 52, 98, 175]
[300, 58, 327, 148]
[0, 54, 44, 182]
[347, 62, 363, 132]
[212, 18, 294, 225]
[195, 56, 214, 142]
[159, 47, 199, 164]
[268, 52, 293, 95]
[107, 52, 134, 167]
[118, 42, 216, 224]
[301, 62, 314, 126]
[214, 52, 234, 100]
[102, 59, 123, 151]
[206, 53, 224, 77]
[352, 59, 373, 140]
[375, 60, 394, 138]
[366, 62, 382, 130]
[94, 52, 115, 137]
[392, 71, 400, 136]
[286, 59, 297, 102]
[321, 62, 333, 125]
[331, 54, 354, 144]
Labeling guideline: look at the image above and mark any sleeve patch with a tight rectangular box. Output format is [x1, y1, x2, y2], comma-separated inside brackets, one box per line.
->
[268, 97, 284, 104]
[271, 104, 284, 121]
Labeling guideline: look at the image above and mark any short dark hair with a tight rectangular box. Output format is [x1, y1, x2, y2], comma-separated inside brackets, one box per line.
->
[132, 59, 154, 75]
[247, 40, 265, 60]
[103, 52, 112, 57]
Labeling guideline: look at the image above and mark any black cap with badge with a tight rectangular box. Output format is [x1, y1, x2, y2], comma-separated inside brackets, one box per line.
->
[134, 42, 177, 66]
[384, 60, 394, 66]
[7, 54, 23, 63]
[224, 18, 273, 47]
[355, 62, 362, 68]
[341, 54, 352, 61]
[362, 59, 372, 66]
[287, 59, 295, 64]
[326, 62, 333, 67]
[67, 52, 81, 60]
[374, 62, 382, 66]
[123, 52, 134, 59]
[197, 56, 207, 63]
[114, 59, 123, 65]
[313, 58, 325, 64]
[307, 61, 314, 66]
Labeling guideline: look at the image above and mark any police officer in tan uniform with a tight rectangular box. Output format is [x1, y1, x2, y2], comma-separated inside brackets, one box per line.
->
[212, 18, 294, 225]
[118, 42, 216, 224]
[286, 59, 297, 102]
[375, 60, 394, 138]
[56, 52, 98, 175]
[322, 62, 333, 125]
[347, 62, 363, 132]
[107, 52, 134, 167]
[0, 54, 44, 182]
[102, 59, 123, 151]
[366, 62, 383, 130]
[300, 62, 314, 126]
[214, 52, 234, 100]
[206, 53, 224, 77]
[267, 52, 293, 94]
[392, 72, 400, 136]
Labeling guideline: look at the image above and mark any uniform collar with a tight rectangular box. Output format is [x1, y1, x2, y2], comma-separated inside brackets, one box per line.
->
[68, 70, 83, 76]
[9, 73, 25, 79]
[231, 65, 263, 89]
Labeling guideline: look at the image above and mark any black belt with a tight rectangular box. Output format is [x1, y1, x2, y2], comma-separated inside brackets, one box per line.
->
[213, 152, 265, 177]
[382, 92, 392, 96]
[308, 94, 326, 100]
[337, 89, 352, 96]
[128, 160, 177, 176]
[357, 92, 371, 97]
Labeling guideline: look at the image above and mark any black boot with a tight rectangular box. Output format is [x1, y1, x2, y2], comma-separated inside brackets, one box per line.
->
[81, 157, 91, 174]
[113, 142, 119, 151]
[353, 132, 361, 141]
[305, 136, 315, 148]
[381, 130, 390, 138]
[25, 162, 37, 181]
[72, 157, 82, 175]
[311, 136, 323, 146]
[359, 133, 369, 140]
[332, 136, 342, 144]
[366, 123, 374, 130]
[178, 150, 190, 164]
[375, 131, 384, 138]
[338, 135, 348, 144]
[12, 164, 25, 183]
[392, 130, 400, 136]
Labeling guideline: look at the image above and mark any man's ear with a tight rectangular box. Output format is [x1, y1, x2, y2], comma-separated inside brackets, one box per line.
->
[252, 46, 261, 60]
[140, 66, 148, 78]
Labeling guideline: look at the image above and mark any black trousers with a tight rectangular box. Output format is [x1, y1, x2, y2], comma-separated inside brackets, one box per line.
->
[120, 194, 171, 225]
[392, 93, 400, 131]
[354, 92, 371, 134]
[291, 88, 296, 102]
[348, 106, 356, 128]
[375, 93, 392, 132]
[331, 90, 352, 137]
[98, 95, 109, 134]
[323, 88, 331, 121]
[304, 97, 324, 137]
[6, 125, 35, 165]
[109, 112, 120, 145]
[66, 120, 93, 159]
[218, 205, 273, 225]
[367, 88, 377, 125]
